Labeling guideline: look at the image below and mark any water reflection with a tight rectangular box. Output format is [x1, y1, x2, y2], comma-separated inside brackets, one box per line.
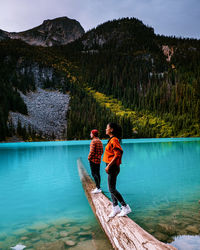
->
[171, 235, 200, 250]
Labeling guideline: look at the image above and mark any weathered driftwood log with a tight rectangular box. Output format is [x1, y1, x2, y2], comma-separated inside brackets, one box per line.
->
[77, 158, 176, 250]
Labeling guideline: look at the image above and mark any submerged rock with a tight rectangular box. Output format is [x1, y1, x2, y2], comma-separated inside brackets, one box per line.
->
[59, 231, 68, 237]
[157, 223, 176, 235]
[78, 232, 92, 236]
[68, 240, 95, 250]
[36, 240, 65, 250]
[13, 229, 28, 236]
[91, 239, 113, 250]
[67, 226, 80, 234]
[186, 225, 199, 234]
[64, 240, 76, 246]
[154, 232, 169, 242]
[80, 225, 91, 231]
[51, 218, 72, 226]
[20, 237, 28, 241]
[28, 222, 49, 231]
[39, 233, 52, 241]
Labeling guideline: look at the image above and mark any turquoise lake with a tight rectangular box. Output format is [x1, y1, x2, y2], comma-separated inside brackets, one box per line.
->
[0, 138, 200, 249]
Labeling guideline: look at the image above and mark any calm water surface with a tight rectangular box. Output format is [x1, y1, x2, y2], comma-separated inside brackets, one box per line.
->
[0, 138, 200, 249]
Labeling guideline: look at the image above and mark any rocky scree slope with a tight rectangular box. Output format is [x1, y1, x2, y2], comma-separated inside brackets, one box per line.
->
[9, 88, 70, 139]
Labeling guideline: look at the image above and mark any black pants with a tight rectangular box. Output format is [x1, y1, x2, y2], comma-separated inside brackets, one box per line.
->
[107, 164, 126, 207]
[90, 161, 101, 189]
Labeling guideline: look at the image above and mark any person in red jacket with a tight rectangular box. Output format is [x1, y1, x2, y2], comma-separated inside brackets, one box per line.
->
[88, 129, 103, 194]
[103, 123, 131, 217]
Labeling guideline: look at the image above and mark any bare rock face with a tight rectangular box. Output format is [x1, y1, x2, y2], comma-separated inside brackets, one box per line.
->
[9, 88, 70, 139]
[2, 17, 85, 46]
[162, 45, 175, 62]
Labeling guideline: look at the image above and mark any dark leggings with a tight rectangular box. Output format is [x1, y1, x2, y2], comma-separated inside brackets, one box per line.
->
[90, 161, 101, 189]
[107, 164, 126, 207]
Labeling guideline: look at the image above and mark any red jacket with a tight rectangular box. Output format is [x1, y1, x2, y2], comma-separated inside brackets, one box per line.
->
[88, 137, 103, 164]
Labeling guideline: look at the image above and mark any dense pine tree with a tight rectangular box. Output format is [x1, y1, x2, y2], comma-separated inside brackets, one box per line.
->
[0, 18, 199, 141]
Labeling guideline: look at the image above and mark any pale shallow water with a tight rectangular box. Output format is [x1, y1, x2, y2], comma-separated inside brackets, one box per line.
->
[171, 235, 200, 250]
[0, 138, 200, 249]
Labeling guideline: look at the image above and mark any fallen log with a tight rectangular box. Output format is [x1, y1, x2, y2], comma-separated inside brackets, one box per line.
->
[77, 158, 176, 250]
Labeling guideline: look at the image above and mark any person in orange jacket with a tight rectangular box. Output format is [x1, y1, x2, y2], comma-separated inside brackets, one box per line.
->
[103, 123, 132, 217]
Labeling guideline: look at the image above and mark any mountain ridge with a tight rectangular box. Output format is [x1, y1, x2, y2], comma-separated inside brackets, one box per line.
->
[0, 17, 85, 46]
[0, 16, 199, 141]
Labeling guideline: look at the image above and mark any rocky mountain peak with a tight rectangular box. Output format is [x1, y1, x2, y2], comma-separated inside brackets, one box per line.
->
[1, 17, 85, 47]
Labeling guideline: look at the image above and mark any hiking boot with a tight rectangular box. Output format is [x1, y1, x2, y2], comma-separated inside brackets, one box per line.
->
[108, 205, 121, 218]
[117, 204, 132, 217]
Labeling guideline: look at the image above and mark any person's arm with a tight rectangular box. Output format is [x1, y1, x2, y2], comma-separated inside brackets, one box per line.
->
[88, 140, 95, 161]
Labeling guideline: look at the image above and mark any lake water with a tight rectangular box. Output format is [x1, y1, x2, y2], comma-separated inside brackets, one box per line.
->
[0, 138, 200, 249]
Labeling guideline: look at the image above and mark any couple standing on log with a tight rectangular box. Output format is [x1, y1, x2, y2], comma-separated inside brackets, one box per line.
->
[88, 123, 131, 218]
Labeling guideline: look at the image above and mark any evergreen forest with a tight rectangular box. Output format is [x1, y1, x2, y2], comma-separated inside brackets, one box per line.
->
[0, 17, 199, 141]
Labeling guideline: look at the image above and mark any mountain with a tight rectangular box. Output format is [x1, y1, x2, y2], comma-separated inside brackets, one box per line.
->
[0, 17, 199, 142]
[55, 17, 200, 138]
[58, 17, 158, 55]
[81, 18, 155, 51]
[0, 17, 85, 46]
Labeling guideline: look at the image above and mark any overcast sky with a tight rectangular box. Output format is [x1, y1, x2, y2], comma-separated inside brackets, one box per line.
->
[0, 0, 199, 39]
